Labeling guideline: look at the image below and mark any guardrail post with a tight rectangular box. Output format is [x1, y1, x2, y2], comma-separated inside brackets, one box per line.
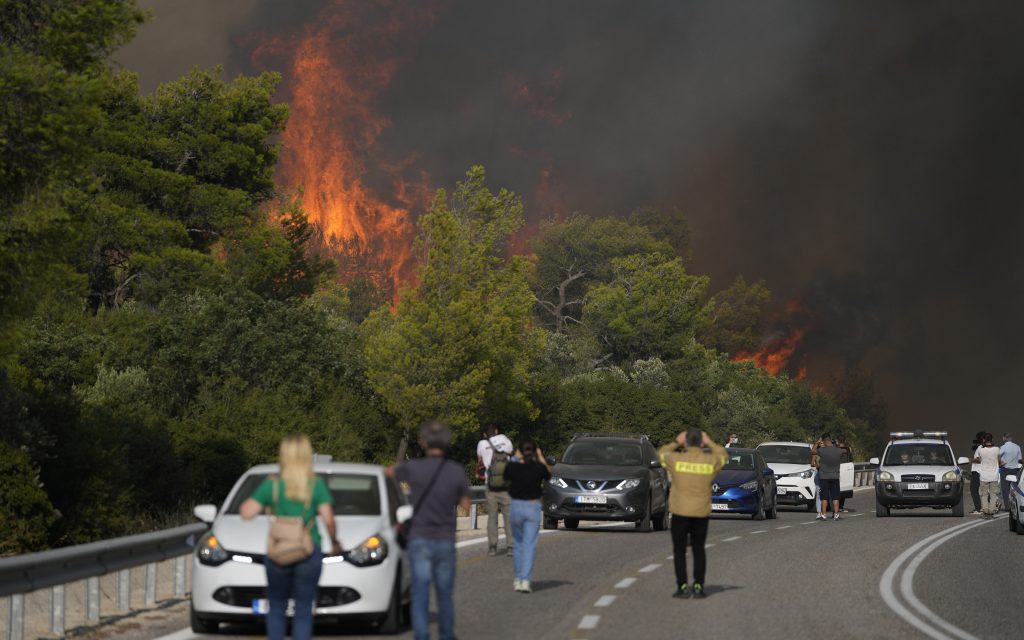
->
[8, 593, 24, 640]
[86, 576, 100, 622]
[174, 556, 186, 598]
[117, 569, 130, 610]
[51, 584, 65, 635]
[144, 563, 157, 606]
[470, 503, 478, 529]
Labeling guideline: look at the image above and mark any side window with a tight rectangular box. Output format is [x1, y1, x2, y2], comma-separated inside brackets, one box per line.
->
[385, 477, 404, 524]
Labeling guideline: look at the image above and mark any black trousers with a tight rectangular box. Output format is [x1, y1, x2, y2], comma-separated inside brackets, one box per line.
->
[671, 515, 709, 586]
[970, 471, 981, 511]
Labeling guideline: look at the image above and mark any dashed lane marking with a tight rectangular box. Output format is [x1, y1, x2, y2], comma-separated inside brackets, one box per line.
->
[615, 577, 637, 588]
[666, 555, 674, 560]
[705, 543, 716, 548]
[594, 595, 617, 607]
[849, 513, 864, 517]
[578, 615, 601, 630]
[800, 520, 818, 525]
[776, 525, 792, 529]
[750, 530, 767, 534]
[722, 536, 742, 542]
[638, 563, 661, 572]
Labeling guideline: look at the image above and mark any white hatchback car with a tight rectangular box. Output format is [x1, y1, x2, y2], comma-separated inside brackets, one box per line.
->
[190, 460, 411, 633]
[756, 441, 854, 511]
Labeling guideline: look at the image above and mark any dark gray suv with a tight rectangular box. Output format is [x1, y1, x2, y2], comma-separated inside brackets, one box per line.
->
[542, 433, 670, 531]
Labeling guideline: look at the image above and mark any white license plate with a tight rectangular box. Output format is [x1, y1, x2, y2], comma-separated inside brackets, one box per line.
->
[576, 495, 608, 504]
[711, 503, 729, 511]
[907, 483, 929, 490]
[777, 487, 787, 495]
[252, 599, 296, 616]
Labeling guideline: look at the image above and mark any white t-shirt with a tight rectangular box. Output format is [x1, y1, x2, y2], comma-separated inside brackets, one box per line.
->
[974, 445, 1000, 483]
[477, 435, 514, 470]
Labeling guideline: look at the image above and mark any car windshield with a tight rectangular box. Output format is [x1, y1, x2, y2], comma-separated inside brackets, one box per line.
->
[722, 453, 755, 471]
[224, 472, 382, 516]
[757, 445, 810, 464]
[562, 441, 644, 466]
[883, 444, 953, 466]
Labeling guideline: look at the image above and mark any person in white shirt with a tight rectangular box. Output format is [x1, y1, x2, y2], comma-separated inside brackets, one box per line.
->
[999, 433, 1022, 511]
[973, 433, 1003, 518]
[477, 425, 515, 556]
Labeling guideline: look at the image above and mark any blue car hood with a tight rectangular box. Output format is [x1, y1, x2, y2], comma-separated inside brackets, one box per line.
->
[713, 469, 757, 488]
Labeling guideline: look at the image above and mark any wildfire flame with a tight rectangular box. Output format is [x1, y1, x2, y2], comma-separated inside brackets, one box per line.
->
[733, 299, 809, 380]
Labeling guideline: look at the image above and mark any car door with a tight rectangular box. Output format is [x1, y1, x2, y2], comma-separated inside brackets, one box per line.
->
[839, 452, 855, 494]
[646, 442, 668, 509]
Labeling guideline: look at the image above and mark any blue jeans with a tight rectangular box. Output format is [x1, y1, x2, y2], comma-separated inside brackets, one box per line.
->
[264, 547, 322, 640]
[1001, 468, 1019, 510]
[408, 537, 456, 640]
[510, 499, 541, 582]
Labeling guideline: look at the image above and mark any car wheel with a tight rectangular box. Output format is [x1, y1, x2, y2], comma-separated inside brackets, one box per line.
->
[1010, 509, 1018, 532]
[1015, 509, 1024, 536]
[564, 518, 580, 530]
[766, 495, 778, 520]
[952, 497, 964, 517]
[543, 516, 558, 530]
[378, 567, 405, 634]
[751, 493, 766, 520]
[190, 605, 220, 634]
[636, 496, 653, 531]
[876, 498, 890, 517]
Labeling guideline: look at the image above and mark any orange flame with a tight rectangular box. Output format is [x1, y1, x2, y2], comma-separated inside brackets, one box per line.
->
[733, 299, 810, 379]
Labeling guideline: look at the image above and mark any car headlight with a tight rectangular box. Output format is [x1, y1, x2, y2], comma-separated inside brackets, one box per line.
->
[197, 533, 229, 566]
[549, 477, 568, 489]
[346, 534, 388, 567]
[615, 479, 642, 490]
[942, 470, 958, 482]
[878, 471, 894, 482]
[740, 480, 759, 491]
[799, 469, 814, 479]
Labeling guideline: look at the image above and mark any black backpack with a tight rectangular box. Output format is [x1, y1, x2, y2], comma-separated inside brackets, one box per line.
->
[487, 437, 510, 491]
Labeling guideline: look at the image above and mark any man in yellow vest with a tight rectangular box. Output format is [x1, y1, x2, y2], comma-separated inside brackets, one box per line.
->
[658, 429, 728, 599]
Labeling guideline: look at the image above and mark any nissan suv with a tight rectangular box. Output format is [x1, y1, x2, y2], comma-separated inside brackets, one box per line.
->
[870, 431, 969, 517]
[542, 433, 669, 531]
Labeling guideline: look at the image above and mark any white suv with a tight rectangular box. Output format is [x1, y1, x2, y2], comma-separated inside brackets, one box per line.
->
[757, 441, 853, 511]
[870, 431, 969, 517]
[1005, 471, 1024, 534]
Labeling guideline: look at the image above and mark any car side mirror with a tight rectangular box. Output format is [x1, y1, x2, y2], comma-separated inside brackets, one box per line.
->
[546, 456, 557, 466]
[193, 504, 217, 524]
[1008, 475, 1019, 484]
[763, 467, 774, 477]
[396, 504, 414, 525]
[957, 457, 969, 465]
[649, 459, 661, 469]
[869, 457, 880, 466]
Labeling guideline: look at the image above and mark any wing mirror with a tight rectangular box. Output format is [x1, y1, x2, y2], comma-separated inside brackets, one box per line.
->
[1008, 475, 1018, 484]
[763, 467, 774, 477]
[649, 459, 662, 469]
[957, 457, 969, 465]
[396, 504, 414, 525]
[193, 504, 217, 524]
[868, 457, 880, 466]
[546, 456, 557, 466]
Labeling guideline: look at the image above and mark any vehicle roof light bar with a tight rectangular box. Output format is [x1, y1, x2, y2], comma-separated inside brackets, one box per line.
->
[889, 430, 948, 441]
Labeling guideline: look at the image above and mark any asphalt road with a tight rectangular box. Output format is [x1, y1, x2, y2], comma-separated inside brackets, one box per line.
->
[87, 490, 1021, 640]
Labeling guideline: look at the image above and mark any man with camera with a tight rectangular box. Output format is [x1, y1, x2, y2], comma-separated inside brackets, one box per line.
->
[476, 425, 515, 556]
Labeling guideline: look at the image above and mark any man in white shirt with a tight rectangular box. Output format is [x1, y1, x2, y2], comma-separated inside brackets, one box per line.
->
[973, 433, 1003, 518]
[999, 433, 1022, 511]
[477, 425, 515, 556]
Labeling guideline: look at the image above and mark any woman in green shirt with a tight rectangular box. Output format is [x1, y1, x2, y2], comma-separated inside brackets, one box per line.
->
[240, 435, 339, 640]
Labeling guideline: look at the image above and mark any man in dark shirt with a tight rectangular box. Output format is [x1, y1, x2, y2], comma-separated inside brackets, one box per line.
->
[388, 422, 471, 640]
[813, 433, 844, 521]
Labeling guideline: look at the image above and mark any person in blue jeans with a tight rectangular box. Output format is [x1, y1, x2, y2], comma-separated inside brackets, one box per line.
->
[388, 421, 471, 640]
[240, 434, 340, 640]
[503, 439, 552, 593]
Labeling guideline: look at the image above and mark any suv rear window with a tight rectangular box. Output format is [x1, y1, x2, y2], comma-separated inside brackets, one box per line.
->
[563, 441, 644, 466]
[883, 444, 953, 466]
[224, 473, 382, 516]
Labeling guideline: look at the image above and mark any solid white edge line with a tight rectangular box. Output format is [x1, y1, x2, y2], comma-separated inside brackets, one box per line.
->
[879, 517, 996, 640]
[153, 629, 196, 640]
[578, 614, 601, 629]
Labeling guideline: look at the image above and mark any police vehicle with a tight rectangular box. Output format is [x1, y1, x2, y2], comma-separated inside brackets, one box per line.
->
[869, 431, 970, 517]
[1006, 470, 1024, 534]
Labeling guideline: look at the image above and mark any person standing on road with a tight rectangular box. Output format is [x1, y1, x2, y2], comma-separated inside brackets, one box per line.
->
[810, 436, 826, 517]
[503, 438, 552, 593]
[999, 433, 1022, 511]
[813, 434, 843, 521]
[476, 425, 515, 556]
[974, 433, 1003, 518]
[658, 429, 727, 599]
[968, 431, 985, 514]
[388, 422, 471, 640]
[239, 434, 340, 640]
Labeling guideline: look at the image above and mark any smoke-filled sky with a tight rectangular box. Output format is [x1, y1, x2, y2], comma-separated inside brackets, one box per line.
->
[117, 1, 1024, 450]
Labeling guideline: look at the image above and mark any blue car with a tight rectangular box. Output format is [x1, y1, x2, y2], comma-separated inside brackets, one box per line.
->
[710, 448, 778, 520]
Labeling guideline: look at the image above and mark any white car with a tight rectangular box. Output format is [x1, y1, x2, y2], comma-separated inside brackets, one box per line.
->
[756, 441, 854, 511]
[869, 431, 969, 517]
[1007, 472, 1024, 534]
[190, 460, 411, 633]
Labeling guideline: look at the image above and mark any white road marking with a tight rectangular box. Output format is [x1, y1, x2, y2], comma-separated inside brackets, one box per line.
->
[638, 563, 661, 572]
[666, 555, 674, 560]
[750, 530, 767, 534]
[705, 543, 716, 548]
[849, 513, 864, 517]
[594, 595, 617, 607]
[154, 630, 195, 640]
[800, 520, 818, 525]
[879, 515, 1003, 640]
[722, 536, 742, 542]
[776, 525, 792, 529]
[615, 577, 637, 588]
[578, 615, 601, 630]
[454, 521, 624, 549]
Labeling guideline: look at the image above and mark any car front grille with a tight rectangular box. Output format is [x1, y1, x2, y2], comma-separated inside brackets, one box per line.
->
[900, 474, 936, 482]
[213, 586, 361, 608]
[573, 480, 612, 492]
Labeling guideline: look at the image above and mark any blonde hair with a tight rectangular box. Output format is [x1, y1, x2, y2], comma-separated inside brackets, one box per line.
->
[278, 434, 314, 503]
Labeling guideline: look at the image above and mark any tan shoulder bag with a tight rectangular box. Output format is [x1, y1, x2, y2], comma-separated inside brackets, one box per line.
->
[266, 476, 315, 566]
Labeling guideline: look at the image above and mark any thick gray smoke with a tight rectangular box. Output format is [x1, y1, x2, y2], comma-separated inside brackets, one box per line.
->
[117, 1, 1024, 449]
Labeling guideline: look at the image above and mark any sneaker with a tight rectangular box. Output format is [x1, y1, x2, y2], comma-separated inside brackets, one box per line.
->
[833, 513, 840, 521]
[691, 583, 706, 599]
[673, 584, 691, 599]
[520, 580, 531, 593]
[513, 579, 523, 591]
[839, 508, 848, 513]
[488, 545, 497, 556]
[816, 514, 825, 520]
[970, 509, 983, 515]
